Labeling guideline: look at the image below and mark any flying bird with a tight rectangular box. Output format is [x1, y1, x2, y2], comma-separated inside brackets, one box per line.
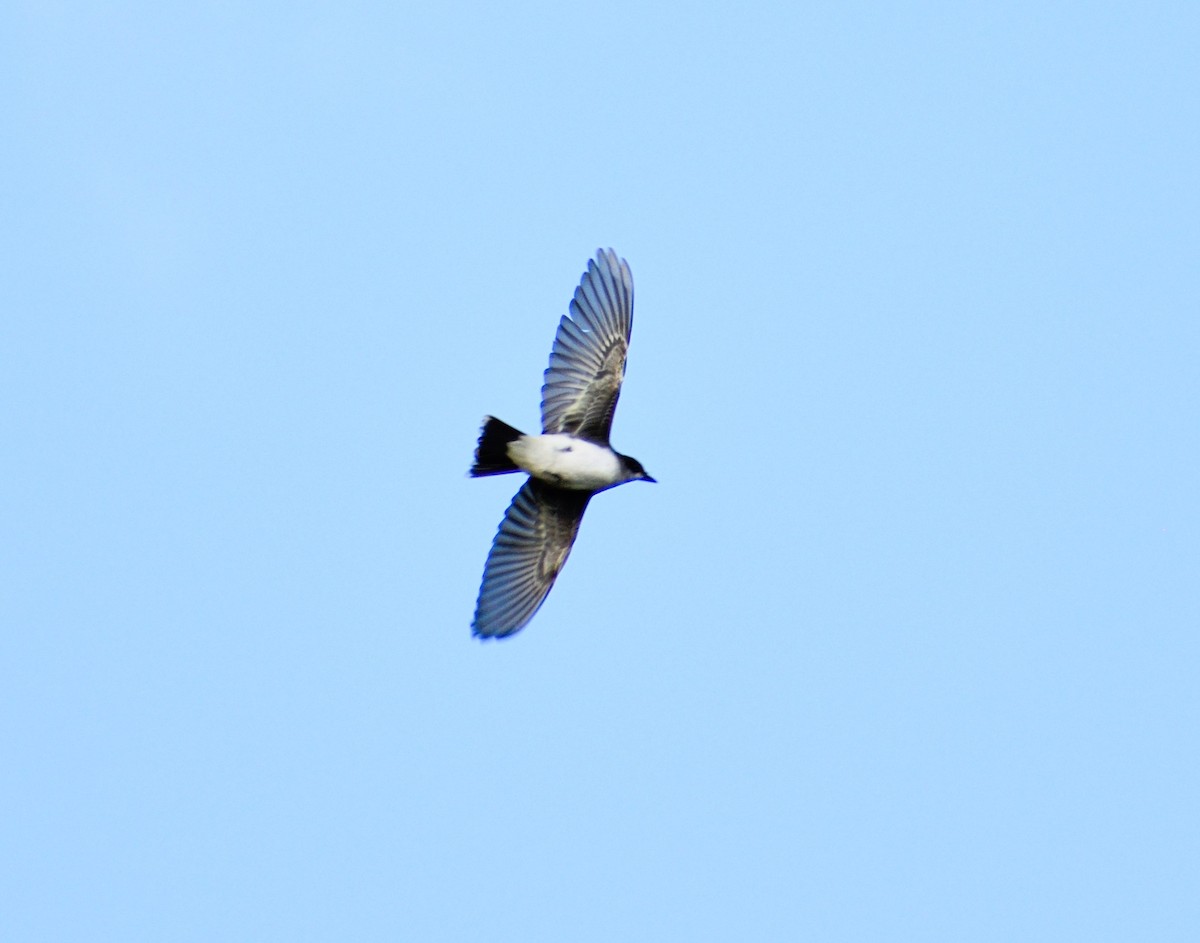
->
[469, 248, 655, 639]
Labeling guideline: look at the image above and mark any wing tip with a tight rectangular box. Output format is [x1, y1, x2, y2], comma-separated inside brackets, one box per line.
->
[589, 247, 631, 286]
[472, 622, 520, 641]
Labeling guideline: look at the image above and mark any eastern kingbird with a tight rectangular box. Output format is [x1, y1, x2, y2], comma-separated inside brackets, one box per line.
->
[469, 248, 655, 639]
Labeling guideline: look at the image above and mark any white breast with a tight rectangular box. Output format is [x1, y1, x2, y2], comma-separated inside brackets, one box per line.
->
[508, 434, 623, 490]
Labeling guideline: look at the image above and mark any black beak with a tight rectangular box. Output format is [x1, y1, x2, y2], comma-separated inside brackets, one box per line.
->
[642, 474, 657, 483]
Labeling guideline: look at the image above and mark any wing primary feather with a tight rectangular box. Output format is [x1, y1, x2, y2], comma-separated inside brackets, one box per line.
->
[472, 480, 590, 639]
[540, 249, 635, 441]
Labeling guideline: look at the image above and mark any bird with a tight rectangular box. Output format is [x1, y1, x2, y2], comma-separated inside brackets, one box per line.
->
[469, 248, 655, 639]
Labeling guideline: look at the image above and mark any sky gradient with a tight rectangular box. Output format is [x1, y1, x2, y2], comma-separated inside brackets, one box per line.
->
[3, 2, 1198, 940]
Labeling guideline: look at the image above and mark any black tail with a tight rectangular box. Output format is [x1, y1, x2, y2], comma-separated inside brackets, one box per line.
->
[470, 416, 524, 476]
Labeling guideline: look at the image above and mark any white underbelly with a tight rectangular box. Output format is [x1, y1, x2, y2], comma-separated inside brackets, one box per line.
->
[508, 434, 622, 490]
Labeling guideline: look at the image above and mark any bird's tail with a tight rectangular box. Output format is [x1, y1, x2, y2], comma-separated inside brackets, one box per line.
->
[470, 416, 524, 476]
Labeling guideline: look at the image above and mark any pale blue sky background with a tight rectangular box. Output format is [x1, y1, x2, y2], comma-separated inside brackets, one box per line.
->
[3, 2, 1198, 940]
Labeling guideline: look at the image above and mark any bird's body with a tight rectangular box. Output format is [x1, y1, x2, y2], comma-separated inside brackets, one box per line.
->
[507, 434, 626, 491]
[469, 249, 654, 639]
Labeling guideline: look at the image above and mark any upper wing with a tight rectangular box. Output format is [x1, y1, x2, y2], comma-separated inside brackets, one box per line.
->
[540, 248, 634, 442]
[472, 479, 591, 639]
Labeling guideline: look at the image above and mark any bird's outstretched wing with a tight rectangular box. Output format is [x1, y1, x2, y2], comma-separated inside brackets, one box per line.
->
[472, 479, 591, 639]
[540, 248, 634, 443]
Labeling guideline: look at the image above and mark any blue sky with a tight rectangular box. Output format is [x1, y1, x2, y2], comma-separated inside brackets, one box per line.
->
[3, 2, 1198, 940]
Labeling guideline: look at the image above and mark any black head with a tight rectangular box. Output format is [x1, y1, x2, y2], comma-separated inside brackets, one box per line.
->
[620, 454, 656, 483]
